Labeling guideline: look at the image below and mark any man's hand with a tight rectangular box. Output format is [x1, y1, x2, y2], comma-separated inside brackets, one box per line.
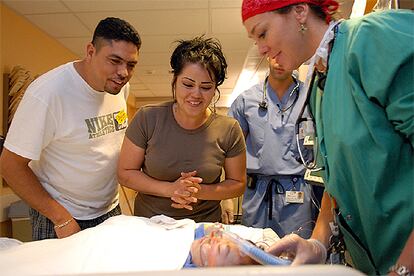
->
[54, 218, 81, 239]
[220, 199, 234, 224]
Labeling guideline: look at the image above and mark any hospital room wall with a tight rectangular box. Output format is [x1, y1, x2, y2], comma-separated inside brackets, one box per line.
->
[0, 4, 74, 237]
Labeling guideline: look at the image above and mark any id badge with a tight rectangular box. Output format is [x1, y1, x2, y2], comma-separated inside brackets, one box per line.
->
[285, 191, 304, 204]
[298, 120, 314, 140]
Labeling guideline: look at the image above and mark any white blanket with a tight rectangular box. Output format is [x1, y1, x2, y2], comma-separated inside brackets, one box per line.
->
[0, 215, 196, 275]
[0, 215, 279, 275]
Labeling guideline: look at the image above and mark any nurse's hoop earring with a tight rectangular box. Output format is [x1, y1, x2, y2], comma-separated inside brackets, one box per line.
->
[299, 24, 307, 34]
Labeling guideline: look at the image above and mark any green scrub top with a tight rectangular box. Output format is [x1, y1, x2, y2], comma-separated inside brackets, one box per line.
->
[314, 10, 414, 275]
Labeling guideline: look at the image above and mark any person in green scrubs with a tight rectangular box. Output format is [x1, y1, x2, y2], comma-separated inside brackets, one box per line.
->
[240, 0, 413, 275]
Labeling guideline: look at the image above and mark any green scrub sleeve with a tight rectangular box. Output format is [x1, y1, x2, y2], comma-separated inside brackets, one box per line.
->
[347, 10, 414, 146]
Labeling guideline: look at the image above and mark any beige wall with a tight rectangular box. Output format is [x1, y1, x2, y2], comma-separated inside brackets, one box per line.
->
[0, 3, 78, 233]
[1, 3, 78, 76]
[1, 2, 78, 139]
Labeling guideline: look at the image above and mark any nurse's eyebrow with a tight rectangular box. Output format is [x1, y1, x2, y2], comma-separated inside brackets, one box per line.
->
[248, 24, 259, 38]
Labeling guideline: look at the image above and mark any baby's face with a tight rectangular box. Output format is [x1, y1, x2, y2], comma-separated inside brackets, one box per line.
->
[190, 234, 253, 267]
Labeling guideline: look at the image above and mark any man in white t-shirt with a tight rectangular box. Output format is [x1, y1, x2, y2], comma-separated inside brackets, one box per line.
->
[0, 17, 141, 240]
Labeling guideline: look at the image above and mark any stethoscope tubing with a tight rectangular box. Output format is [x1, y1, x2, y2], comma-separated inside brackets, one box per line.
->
[259, 75, 300, 111]
[295, 70, 323, 172]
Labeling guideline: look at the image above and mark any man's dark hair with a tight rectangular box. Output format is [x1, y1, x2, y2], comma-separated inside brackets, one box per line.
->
[92, 17, 141, 50]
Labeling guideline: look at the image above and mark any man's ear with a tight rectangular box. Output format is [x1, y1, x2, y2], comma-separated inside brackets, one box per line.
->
[86, 42, 95, 61]
[293, 3, 309, 24]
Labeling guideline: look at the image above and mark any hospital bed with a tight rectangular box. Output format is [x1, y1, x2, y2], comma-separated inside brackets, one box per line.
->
[0, 215, 364, 276]
[76, 265, 365, 276]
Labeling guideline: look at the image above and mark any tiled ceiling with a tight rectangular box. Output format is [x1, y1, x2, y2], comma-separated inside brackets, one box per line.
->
[3, 0, 261, 107]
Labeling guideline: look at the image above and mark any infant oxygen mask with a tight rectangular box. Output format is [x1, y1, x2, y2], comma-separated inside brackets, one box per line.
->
[205, 223, 292, 266]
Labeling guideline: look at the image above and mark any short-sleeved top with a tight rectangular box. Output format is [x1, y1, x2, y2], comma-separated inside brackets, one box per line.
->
[228, 79, 308, 176]
[4, 62, 128, 219]
[126, 101, 246, 222]
[316, 10, 413, 274]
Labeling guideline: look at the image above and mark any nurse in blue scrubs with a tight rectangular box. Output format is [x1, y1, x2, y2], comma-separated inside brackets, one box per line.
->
[228, 57, 318, 239]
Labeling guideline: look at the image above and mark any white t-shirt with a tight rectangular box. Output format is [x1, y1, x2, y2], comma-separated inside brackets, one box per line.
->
[5, 62, 128, 219]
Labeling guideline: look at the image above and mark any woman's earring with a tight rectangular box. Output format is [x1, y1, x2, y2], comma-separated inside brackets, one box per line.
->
[211, 89, 220, 114]
[172, 88, 177, 102]
[299, 24, 307, 34]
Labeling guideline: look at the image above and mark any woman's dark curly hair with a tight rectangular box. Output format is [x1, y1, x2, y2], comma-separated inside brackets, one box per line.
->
[170, 36, 227, 96]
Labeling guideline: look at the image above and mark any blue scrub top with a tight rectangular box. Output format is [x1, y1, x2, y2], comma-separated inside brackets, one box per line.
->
[228, 79, 308, 176]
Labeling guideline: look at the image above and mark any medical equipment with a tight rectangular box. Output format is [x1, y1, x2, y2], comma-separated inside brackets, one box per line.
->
[295, 24, 340, 173]
[259, 73, 300, 112]
[294, 70, 323, 172]
[207, 225, 291, 266]
[222, 231, 291, 265]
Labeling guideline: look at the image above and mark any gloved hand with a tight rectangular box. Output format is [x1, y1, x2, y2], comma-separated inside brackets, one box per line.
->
[266, 234, 327, 265]
[220, 199, 234, 224]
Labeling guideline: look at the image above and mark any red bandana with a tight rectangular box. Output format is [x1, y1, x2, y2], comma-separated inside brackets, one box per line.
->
[241, 0, 339, 23]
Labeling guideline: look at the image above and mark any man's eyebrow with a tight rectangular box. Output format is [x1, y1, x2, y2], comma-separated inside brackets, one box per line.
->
[108, 54, 137, 64]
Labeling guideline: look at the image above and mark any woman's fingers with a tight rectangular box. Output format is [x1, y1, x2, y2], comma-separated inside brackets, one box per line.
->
[175, 176, 201, 192]
[181, 177, 202, 190]
[170, 171, 203, 210]
[181, 171, 197, 178]
[180, 171, 203, 188]
[171, 202, 193, 210]
[172, 192, 197, 203]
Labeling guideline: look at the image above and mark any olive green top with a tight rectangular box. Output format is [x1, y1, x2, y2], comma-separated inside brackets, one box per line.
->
[126, 101, 246, 222]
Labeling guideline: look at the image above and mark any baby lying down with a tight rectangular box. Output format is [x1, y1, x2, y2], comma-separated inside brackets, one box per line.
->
[0, 215, 282, 275]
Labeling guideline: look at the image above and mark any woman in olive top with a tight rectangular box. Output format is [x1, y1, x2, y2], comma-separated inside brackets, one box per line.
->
[118, 36, 246, 223]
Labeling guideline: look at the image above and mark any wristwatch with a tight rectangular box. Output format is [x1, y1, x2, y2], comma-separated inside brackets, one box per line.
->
[389, 264, 414, 276]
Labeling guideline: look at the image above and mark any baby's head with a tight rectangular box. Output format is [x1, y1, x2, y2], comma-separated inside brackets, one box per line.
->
[190, 228, 256, 267]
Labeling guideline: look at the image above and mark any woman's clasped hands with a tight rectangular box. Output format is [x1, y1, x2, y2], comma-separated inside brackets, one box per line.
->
[171, 170, 202, 210]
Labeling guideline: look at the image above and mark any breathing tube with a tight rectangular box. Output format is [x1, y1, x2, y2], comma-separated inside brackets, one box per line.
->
[206, 223, 292, 265]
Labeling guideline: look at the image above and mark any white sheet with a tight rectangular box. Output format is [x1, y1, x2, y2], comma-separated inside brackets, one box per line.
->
[0, 215, 196, 275]
[0, 237, 23, 250]
[0, 215, 281, 275]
